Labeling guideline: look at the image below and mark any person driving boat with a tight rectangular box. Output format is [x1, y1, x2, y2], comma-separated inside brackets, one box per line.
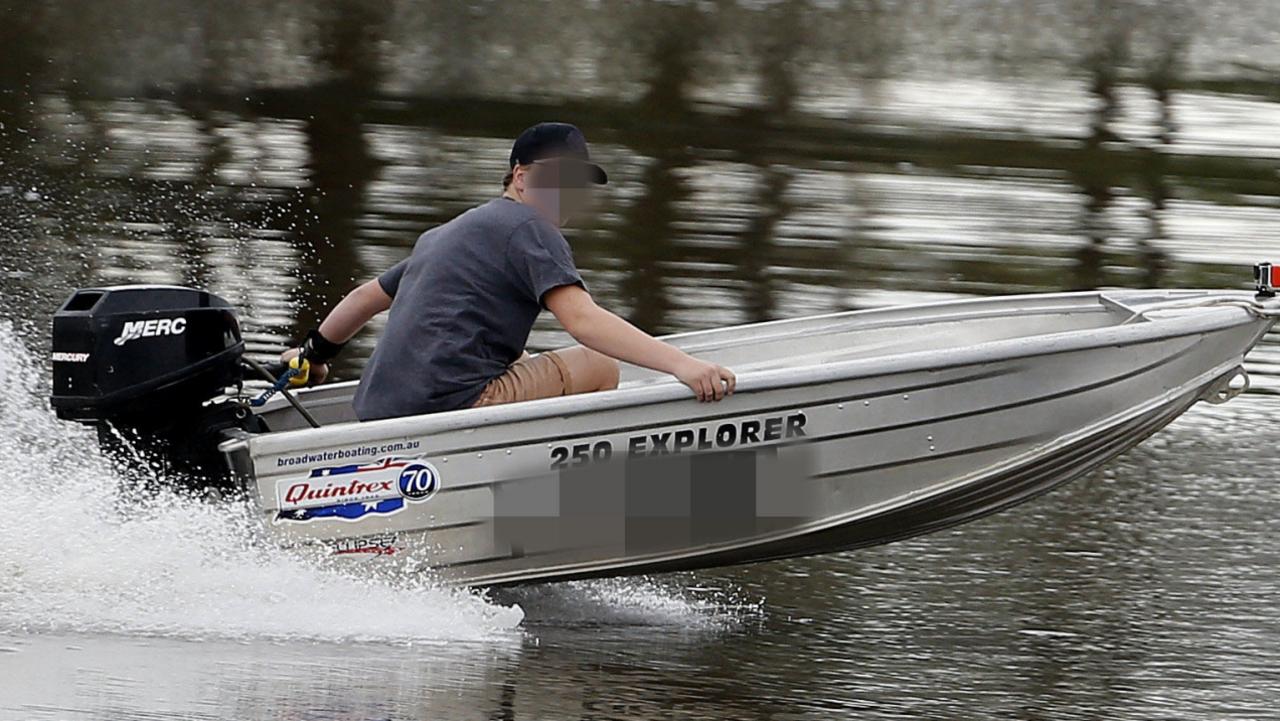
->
[284, 122, 736, 420]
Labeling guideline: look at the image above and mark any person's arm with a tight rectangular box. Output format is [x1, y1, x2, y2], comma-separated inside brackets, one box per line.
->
[544, 284, 735, 402]
[318, 279, 393, 343]
[281, 279, 393, 383]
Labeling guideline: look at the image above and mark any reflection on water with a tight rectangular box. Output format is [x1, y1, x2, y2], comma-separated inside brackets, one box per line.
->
[2, 397, 1277, 720]
[5, 1, 1279, 355]
[2, 1, 1280, 719]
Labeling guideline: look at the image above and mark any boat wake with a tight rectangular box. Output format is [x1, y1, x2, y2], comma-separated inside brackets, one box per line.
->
[500, 576, 764, 631]
[0, 321, 744, 644]
[0, 321, 524, 644]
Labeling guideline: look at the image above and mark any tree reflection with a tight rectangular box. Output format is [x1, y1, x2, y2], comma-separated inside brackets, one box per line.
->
[0, 0, 1275, 349]
[1133, 11, 1186, 288]
[289, 0, 388, 335]
[611, 3, 708, 333]
[1069, 0, 1128, 291]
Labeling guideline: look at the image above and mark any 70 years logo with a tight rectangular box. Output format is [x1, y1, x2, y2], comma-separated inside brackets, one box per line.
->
[275, 457, 440, 524]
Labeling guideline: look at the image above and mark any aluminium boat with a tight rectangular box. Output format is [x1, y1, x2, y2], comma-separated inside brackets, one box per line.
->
[50, 270, 1280, 587]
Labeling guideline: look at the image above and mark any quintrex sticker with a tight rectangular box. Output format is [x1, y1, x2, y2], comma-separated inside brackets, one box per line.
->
[275, 457, 440, 524]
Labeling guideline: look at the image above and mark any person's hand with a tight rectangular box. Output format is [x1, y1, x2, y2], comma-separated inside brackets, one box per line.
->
[279, 347, 329, 385]
[673, 357, 736, 402]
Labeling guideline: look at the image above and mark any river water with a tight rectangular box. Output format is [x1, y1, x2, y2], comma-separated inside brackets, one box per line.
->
[1, 1, 1279, 719]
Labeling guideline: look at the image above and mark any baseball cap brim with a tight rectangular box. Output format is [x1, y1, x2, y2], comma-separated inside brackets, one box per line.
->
[525, 159, 609, 189]
[587, 162, 608, 186]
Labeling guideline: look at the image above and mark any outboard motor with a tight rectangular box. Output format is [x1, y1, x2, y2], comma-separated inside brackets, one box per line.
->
[50, 286, 256, 485]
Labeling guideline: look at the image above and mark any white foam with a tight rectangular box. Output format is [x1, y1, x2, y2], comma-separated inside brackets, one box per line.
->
[506, 576, 763, 631]
[0, 321, 523, 644]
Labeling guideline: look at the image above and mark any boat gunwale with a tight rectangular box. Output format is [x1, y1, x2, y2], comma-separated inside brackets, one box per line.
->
[229, 289, 1272, 461]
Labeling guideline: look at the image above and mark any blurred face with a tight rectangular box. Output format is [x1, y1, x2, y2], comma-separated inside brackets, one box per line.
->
[513, 158, 596, 227]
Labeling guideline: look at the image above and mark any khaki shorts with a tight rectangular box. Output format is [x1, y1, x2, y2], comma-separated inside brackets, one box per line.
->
[471, 350, 577, 408]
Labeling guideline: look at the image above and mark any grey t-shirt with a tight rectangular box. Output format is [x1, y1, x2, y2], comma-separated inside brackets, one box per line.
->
[352, 198, 584, 421]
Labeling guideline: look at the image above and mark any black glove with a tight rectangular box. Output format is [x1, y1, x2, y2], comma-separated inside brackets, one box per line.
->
[301, 328, 346, 364]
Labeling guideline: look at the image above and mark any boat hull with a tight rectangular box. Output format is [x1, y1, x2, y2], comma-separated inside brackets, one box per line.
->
[616, 378, 1208, 581]
[224, 290, 1276, 586]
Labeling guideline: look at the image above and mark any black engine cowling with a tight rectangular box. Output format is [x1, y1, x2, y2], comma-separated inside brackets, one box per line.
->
[51, 285, 244, 420]
[51, 285, 253, 485]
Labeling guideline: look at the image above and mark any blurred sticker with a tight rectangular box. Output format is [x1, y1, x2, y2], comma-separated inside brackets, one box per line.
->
[327, 533, 399, 556]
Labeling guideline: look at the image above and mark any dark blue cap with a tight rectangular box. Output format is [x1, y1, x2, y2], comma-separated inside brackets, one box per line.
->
[509, 122, 607, 185]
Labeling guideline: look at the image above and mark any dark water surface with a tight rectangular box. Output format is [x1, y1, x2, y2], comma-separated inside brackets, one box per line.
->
[2, 1, 1279, 719]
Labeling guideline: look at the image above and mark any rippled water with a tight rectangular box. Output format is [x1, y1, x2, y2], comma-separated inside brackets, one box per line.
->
[2, 1, 1280, 718]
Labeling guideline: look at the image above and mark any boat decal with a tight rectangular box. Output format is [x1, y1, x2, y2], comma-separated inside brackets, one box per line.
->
[112, 317, 187, 346]
[275, 440, 422, 468]
[274, 457, 440, 524]
[549, 411, 807, 469]
[325, 533, 400, 556]
[51, 351, 91, 363]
